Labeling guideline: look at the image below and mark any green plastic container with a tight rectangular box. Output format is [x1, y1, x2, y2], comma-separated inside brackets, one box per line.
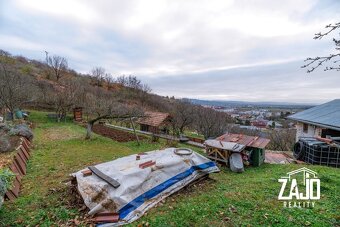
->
[15, 109, 23, 119]
[252, 148, 265, 167]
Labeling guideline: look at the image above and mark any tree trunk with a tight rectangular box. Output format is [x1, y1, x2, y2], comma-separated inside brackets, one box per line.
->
[85, 115, 109, 140]
[130, 117, 140, 146]
[85, 122, 94, 140]
[179, 126, 185, 134]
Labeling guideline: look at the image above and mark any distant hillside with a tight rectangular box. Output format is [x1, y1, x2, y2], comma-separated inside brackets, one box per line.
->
[0, 49, 178, 114]
[184, 98, 315, 109]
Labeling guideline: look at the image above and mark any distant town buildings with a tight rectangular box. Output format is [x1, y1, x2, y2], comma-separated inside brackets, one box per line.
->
[202, 104, 295, 131]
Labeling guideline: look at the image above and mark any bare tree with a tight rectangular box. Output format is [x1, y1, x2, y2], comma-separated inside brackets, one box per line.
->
[171, 101, 195, 134]
[116, 75, 144, 90]
[115, 75, 152, 106]
[104, 73, 114, 87]
[194, 107, 233, 139]
[91, 67, 106, 87]
[267, 129, 295, 151]
[45, 78, 82, 122]
[0, 54, 36, 117]
[46, 54, 68, 81]
[84, 97, 144, 139]
[138, 84, 152, 107]
[302, 22, 340, 72]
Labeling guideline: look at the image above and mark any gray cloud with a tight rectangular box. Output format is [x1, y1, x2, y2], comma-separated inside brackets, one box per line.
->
[0, 0, 339, 102]
[141, 61, 340, 103]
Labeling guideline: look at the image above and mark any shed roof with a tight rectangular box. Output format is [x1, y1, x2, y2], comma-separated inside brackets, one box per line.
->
[287, 99, 340, 131]
[136, 111, 170, 127]
[216, 133, 270, 149]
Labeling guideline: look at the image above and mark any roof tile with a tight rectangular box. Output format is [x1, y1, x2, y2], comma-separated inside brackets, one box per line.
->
[136, 111, 170, 127]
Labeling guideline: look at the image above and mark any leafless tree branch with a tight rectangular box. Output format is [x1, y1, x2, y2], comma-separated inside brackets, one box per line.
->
[302, 22, 340, 72]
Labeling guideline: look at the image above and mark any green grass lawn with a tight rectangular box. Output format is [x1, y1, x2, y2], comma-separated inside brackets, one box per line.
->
[0, 111, 339, 226]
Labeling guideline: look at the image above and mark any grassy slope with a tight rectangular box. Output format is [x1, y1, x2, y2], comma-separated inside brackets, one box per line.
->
[0, 111, 339, 226]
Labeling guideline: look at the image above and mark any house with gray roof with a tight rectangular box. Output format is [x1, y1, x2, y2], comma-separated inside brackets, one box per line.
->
[287, 99, 340, 141]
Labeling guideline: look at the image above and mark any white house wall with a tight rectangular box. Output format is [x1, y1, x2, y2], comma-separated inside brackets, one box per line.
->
[295, 122, 323, 142]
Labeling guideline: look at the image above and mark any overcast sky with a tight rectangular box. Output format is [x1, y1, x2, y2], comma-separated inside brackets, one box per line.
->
[0, 0, 339, 104]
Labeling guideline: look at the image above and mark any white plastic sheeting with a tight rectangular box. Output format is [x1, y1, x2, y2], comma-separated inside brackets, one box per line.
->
[73, 148, 219, 226]
[204, 139, 245, 152]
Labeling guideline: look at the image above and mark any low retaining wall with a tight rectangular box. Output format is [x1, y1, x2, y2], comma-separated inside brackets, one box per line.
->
[4, 137, 32, 200]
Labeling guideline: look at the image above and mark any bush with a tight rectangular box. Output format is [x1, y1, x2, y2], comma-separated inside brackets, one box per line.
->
[166, 139, 178, 147]
[151, 134, 159, 142]
[0, 169, 15, 208]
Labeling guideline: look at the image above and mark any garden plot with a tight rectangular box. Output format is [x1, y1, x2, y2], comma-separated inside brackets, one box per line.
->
[92, 124, 147, 142]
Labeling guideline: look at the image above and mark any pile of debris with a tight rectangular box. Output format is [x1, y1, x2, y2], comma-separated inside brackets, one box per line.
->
[204, 133, 270, 172]
[72, 148, 219, 226]
[0, 123, 33, 153]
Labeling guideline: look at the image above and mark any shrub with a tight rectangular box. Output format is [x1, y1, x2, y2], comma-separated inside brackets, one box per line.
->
[166, 139, 178, 147]
[0, 169, 15, 208]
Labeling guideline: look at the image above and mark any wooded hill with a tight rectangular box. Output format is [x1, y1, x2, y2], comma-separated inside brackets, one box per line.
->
[0, 50, 233, 139]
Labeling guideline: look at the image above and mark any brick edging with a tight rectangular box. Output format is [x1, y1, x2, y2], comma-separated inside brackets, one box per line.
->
[4, 137, 32, 201]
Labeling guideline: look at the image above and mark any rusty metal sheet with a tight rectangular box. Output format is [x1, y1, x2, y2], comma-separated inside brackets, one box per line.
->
[265, 152, 294, 164]
[216, 133, 270, 149]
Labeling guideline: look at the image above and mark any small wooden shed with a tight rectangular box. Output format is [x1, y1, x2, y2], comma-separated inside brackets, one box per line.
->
[73, 107, 83, 122]
[136, 111, 172, 134]
[214, 133, 270, 167]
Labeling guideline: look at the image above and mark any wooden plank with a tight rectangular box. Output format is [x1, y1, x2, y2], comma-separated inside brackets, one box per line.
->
[21, 146, 30, 159]
[93, 213, 119, 223]
[22, 141, 30, 153]
[88, 166, 120, 188]
[4, 137, 33, 202]
[5, 190, 17, 200]
[23, 137, 31, 147]
[17, 150, 28, 163]
[14, 154, 26, 175]
[11, 178, 21, 197]
[207, 155, 229, 164]
[12, 161, 24, 176]
[19, 146, 30, 160]
[9, 164, 23, 181]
